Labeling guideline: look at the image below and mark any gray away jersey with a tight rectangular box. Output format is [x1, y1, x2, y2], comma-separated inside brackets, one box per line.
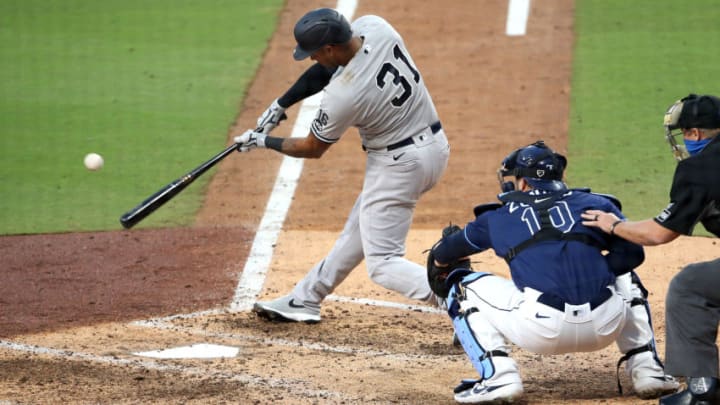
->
[310, 15, 440, 149]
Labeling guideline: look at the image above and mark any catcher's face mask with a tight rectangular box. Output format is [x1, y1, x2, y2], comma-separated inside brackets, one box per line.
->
[497, 140, 566, 192]
[664, 98, 691, 161]
[664, 94, 720, 160]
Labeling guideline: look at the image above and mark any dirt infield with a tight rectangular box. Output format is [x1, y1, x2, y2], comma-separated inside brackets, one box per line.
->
[1, 1, 717, 404]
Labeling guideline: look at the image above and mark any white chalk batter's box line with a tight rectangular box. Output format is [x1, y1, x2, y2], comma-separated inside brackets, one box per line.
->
[0, 294, 446, 363]
[129, 293, 447, 360]
[161, 293, 443, 321]
[128, 295, 451, 360]
[0, 339, 353, 402]
[0, 295, 443, 355]
[122, 294, 443, 329]
[0, 295, 451, 402]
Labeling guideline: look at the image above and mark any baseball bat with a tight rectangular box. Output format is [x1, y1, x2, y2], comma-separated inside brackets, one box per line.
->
[119, 143, 238, 229]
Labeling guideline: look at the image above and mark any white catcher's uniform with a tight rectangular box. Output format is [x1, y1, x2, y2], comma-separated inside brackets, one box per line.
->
[447, 271, 677, 401]
[455, 272, 655, 356]
[292, 15, 450, 304]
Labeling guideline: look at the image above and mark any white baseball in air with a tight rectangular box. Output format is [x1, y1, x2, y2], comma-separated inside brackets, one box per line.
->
[84, 153, 104, 171]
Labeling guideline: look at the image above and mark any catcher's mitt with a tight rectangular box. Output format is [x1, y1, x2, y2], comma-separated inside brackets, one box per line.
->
[427, 224, 472, 298]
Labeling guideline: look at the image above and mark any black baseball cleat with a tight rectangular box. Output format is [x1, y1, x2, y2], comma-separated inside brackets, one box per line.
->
[659, 377, 719, 405]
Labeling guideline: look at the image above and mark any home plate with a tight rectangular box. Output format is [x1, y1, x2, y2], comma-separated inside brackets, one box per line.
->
[133, 343, 239, 359]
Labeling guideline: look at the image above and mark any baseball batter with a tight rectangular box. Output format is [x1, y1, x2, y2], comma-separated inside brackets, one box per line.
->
[427, 141, 678, 403]
[235, 8, 450, 322]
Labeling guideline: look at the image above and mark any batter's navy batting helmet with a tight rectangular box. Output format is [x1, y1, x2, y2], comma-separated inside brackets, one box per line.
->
[292, 8, 352, 61]
[498, 140, 567, 192]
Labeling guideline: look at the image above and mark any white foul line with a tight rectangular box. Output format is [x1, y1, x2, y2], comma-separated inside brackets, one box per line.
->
[327, 294, 444, 314]
[0, 2, 452, 399]
[136, 294, 442, 328]
[230, 0, 358, 311]
[507, 0, 531, 36]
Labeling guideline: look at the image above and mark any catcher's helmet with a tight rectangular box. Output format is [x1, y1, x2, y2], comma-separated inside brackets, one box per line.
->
[498, 140, 567, 192]
[664, 94, 720, 161]
[292, 8, 352, 61]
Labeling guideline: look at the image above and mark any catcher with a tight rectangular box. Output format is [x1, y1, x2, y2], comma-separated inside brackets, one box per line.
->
[426, 141, 679, 404]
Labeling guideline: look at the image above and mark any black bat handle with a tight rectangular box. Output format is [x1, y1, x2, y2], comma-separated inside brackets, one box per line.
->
[187, 143, 238, 179]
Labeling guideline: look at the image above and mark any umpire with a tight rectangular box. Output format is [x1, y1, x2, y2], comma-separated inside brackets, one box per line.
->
[584, 94, 720, 404]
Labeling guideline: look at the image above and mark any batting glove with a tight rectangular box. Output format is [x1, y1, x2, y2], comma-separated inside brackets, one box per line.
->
[234, 129, 266, 153]
[256, 98, 287, 134]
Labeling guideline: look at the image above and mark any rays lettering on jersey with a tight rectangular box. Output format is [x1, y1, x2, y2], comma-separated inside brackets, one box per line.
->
[375, 44, 420, 107]
[507, 201, 576, 235]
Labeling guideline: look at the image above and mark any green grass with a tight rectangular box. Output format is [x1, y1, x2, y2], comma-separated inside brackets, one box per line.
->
[3, 1, 719, 236]
[0, 0, 283, 234]
[569, 0, 720, 229]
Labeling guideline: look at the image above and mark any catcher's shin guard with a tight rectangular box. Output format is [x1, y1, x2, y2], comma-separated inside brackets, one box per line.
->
[615, 272, 657, 354]
[614, 272, 677, 397]
[447, 272, 503, 379]
[453, 308, 507, 379]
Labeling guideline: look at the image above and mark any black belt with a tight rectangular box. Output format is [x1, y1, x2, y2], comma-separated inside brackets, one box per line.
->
[537, 287, 613, 312]
[363, 121, 442, 152]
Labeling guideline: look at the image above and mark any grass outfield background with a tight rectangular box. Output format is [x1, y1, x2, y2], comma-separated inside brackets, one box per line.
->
[569, 0, 720, 229]
[1, 1, 719, 235]
[0, 0, 283, 234]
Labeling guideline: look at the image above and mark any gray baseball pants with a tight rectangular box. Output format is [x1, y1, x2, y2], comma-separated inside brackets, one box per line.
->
[664, 257, 720, 378]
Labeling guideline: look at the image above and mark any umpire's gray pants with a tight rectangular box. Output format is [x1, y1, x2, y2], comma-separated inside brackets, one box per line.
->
[665, 258, 720, 378]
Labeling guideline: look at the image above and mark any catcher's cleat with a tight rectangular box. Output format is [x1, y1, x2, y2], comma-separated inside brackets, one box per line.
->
[632, 374, 680, 400]
[627, 352, 680, 399]
[453, 356, 523, 404]
[453, 379, 523, 404]
[253, 294, 321, 323]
